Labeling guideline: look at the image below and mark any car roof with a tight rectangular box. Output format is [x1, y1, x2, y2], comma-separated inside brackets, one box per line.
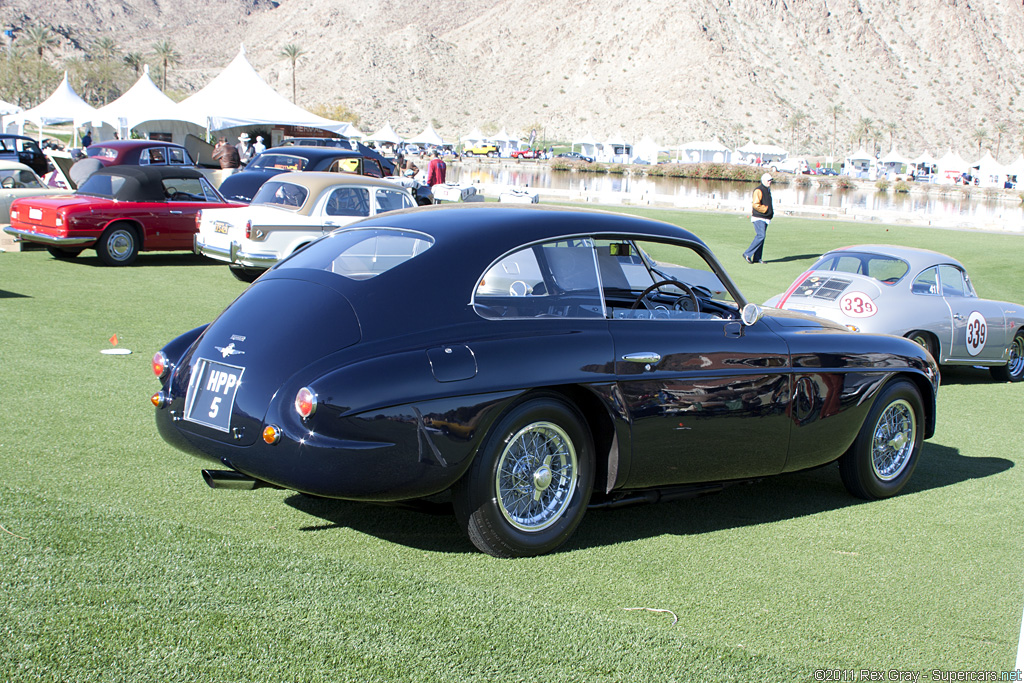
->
[824, 244, 965, 271]
[78, 165, 209, 202]
[255, 146, 361, 162]
[0, 160, 38, 173]
[269, 172, 408, 195]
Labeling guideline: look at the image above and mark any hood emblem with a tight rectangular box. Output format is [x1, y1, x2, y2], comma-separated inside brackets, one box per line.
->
[215, 342, 245, 358]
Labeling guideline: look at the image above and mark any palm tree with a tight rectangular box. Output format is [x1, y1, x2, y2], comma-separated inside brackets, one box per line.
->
[124, 52, 145, 77]
[786, 112, 807, 151]
[151, 40, 180, 91]
[885, 121, 898, 150]
[993, 122, 1008, 160]
[827, 104, 844, 160]
[90, 37, 119, 61]
[21, 25, 57, 60]
[856, 116, 874, 149]
[972, 127, 989, 157]
[279, 44, 307, 103]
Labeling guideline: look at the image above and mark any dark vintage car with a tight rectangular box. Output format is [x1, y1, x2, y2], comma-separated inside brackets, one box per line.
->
[555, 151, 595, 163]
[5, 166, 235, 265]
[0, 134, 49, 176]
[219, 146, 393, 204]
[152, 206, 939, 557]
[280, 139, 397, 176]
[86, 139, 196, 167]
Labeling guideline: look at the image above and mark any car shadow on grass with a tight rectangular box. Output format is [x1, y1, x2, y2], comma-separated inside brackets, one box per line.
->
[66, 252, 225, 268]
[0, 288, 30, 298]
[282, 442, 1011, 555]
[936, 365, 1002, 386]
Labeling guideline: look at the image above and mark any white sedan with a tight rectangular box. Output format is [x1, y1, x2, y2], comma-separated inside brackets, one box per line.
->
[194, 172, 416, 281]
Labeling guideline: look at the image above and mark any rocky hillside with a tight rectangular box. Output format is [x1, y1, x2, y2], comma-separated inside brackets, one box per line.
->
[4, 0, 1024, 160]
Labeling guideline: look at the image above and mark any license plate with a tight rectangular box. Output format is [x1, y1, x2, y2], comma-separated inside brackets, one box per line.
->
[213, 221, 230, 234]
[28, 208, 42, 220]
[183, 358, 245, 433]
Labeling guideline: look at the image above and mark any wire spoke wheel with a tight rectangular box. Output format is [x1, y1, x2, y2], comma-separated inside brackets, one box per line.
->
[870, 399, 916, 481]
[495, 422, 578, 532]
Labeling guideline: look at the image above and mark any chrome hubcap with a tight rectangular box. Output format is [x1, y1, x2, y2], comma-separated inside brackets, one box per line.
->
[1008, 335, 1024, 376]
[109, 230, 134, 261]
[495, 421, 577, 532]
[871, 399, 916, 481]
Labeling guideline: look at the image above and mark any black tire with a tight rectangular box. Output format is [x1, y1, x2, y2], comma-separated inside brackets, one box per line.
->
[46, 246, 83, 260]
[453, 395, 594, 558]
[990, 328, 1024, 382]
[96, 223, 138, 266]
[906, 330, 938, 360]
[229, 266, 263, 283]
[839, 380, 924, 500]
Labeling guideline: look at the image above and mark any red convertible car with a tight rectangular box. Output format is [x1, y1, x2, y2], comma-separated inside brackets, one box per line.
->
[5, 166, 235, 265]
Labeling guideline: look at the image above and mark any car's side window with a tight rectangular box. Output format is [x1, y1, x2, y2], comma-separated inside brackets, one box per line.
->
[937, 265, 968, 297]
[375, 189, 413, 213]
[142, 148, 167, 165]
[474, 239, 604, 319]
[330, 158, 361, 174]
[911, 267, 939, 296]
[167, 148, 187, 165]
[325, 187, 370, 216]
[363, 160, 384, 178]
[163, 177, 207, 201]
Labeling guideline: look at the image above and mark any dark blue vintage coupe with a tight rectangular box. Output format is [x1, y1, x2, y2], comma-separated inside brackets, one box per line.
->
[152, 206, 940, 557]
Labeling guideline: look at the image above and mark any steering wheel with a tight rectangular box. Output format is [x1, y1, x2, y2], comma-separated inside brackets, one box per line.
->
[630, 279, 700, 314]
[1, 176, 14, 189]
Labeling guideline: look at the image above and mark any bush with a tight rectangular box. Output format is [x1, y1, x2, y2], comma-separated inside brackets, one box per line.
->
[835, 177, 857, 190]
[875, 179, 891, 191]
[893, 180, 911, 193]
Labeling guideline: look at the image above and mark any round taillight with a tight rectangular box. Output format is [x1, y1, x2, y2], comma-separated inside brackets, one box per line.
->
[152, 351, 169, 378]
[195, 210, 202, 230]
[263, 425, 281, 445]
[151, 392, 167, 408]
[294, 387, 317, 418]
[245, 219, 252, 240]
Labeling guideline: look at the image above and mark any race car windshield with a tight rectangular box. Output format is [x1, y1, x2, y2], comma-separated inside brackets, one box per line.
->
[812, 252, 910, 285]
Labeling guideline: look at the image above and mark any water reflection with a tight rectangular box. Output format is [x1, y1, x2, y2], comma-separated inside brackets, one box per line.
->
[450, 163, 1024, 227]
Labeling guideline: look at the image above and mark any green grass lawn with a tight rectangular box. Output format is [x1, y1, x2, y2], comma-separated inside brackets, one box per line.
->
[1, 211, 1022, 682]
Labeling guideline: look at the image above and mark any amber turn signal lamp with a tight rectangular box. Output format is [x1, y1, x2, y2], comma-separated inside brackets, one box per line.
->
[151, 392, 167, 408]
[262, 425, 281, 445]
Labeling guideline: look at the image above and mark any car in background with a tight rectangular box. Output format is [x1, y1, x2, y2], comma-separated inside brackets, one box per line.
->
[464, 144, 499, 157]
[816, 167, 839, 176]
[511, 149, 544, 159]
[85, 139, 196, 168]
[153, 205, 938, 557]
[765, 245, 1024, 381]
[0, 134, 49, 176]
[0, 160, 71, 219]
[770, 157, 809, 174]
[218, 146, 392, 204]
[194, 172, 415, 281]
[5, 166, 234, 265]
[554, 151, 595, 163]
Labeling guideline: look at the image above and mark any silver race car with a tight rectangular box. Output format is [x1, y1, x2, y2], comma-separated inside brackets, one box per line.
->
[765, 245, 1024, 382]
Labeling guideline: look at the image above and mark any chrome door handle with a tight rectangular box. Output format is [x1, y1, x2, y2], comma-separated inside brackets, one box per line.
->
[169, 210, 183, 214]
[953, 313, 965, 321]
[622, 352, 661, 365]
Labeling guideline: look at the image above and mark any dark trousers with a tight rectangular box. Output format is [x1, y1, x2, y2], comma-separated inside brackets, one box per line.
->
[744, 219, 769, 262]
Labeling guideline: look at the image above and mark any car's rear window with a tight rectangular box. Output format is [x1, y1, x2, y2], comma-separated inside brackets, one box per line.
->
[248, 154, 308, 172]
[251, 181, 309, 210]
[276, 227, 433, 280]
[811, 251, 910, 285]
[87, 147, 119, 160]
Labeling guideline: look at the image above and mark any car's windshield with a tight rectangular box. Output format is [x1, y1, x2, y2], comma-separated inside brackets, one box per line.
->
[812, 251, 910, 285]
[251, 180, 309, 210]
[0, 168, 43, 188]
[248, 154, 308, 172]
[277, 227, 433, 280]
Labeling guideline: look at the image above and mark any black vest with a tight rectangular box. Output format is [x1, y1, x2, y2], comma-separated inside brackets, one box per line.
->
[752, 183, 774, 220]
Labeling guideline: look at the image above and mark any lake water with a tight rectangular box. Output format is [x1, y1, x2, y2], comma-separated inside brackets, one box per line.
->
[447, 162, 1024, 231]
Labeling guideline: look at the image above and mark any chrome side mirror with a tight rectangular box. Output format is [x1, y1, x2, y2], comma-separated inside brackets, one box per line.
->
[741, 303, 763, 326]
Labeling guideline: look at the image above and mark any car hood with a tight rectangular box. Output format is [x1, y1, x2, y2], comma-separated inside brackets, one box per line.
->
[173, 272, 361, 445]
[762, 306, 849, 331]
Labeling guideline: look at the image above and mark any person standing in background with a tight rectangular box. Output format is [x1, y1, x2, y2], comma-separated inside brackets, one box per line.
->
[744, 173, 774, 264]
[427, 150, 447, 187]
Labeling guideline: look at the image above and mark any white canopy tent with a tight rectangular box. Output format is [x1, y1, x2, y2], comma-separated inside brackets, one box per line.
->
[676, 139, 731, 164]
[364, 122, 403, 152]
[90, 65, 203, 144]
[0, 98, 22, 134]
[571, 134, 598, 159]
[632, 136, 665, 164]
[598, 135, 632, 163]
[843, 148, 876, 178]
[175, 45, 354, 141]
[406, 123, 445, 148]
[490, 128, 519, 156]
[879, 148, 911, 177]
[460, 128, 487, 148]
[935, 149, 969, 185]
[910, 151, 937, 180]
[6, 73, 98, 145]
[1004, 155, 1024, 187]
[972, 152, 1006, 188]
[736, 142, 787, 165]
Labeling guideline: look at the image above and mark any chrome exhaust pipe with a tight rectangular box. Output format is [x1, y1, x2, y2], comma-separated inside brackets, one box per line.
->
[202, 469, 264, 490]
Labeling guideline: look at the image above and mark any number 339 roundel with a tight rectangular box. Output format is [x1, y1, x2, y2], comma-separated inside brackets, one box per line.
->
[966, 311, 987, 356]
[839, 291, 877, 318]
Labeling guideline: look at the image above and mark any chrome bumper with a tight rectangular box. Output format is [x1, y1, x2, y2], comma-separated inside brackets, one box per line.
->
[194, 234, 279, 268]
[3, 225, 93, 246]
